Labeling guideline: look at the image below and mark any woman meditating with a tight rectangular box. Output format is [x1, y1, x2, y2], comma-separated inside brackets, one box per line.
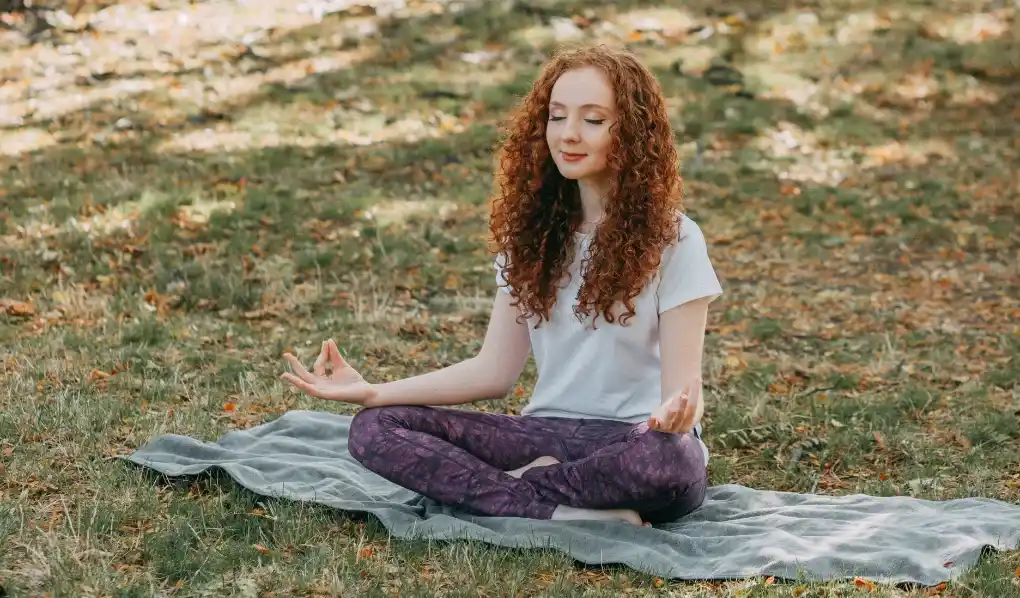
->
[281, 44, 723, 527]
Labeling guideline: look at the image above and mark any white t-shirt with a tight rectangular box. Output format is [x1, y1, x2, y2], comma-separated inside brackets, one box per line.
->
[495, 214, 723, 463]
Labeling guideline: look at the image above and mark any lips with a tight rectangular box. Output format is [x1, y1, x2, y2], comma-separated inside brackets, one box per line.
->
[560, 152, 587, 162]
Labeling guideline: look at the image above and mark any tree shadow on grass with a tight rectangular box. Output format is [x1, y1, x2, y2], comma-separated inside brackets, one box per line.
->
[1, 0, 1017, 313]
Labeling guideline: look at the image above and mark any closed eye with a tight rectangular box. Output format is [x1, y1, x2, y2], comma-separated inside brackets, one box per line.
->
[548, 117, 606, 124]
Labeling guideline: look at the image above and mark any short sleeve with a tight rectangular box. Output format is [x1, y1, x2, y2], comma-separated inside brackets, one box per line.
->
[494, 252, 512, 294]
[656, 217, 723, 314]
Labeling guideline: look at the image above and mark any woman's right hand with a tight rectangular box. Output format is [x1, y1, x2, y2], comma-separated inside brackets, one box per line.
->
[281, 339, 378, 406]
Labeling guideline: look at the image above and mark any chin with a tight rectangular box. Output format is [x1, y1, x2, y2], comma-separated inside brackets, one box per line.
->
[554, 164, 593, 180]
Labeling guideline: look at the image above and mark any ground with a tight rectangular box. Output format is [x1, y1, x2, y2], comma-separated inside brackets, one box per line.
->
[1, 0, 1018, 596]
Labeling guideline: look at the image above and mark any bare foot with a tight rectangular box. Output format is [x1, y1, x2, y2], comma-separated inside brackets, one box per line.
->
[551, 505, 651, 527]
[506, 455, 560, 479]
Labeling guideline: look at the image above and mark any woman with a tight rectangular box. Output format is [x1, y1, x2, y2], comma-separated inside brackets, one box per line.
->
[281, 44, 723, 526]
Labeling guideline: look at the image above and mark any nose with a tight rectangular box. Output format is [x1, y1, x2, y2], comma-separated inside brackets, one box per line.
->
[561, 116, 581, 143]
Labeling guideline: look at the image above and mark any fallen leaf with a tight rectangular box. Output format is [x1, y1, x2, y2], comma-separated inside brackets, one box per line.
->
[854, 577, 876, 591]
[253, 543, 270, 554]
[943, 561, 954, 567]
[765, 576, 775, 584]
[358, 546, 374, 559]
[3, 447, 12, 457]
[223, 402, 237, 412]
[873, 431, 886, 450]
[6, 301, 34, 317]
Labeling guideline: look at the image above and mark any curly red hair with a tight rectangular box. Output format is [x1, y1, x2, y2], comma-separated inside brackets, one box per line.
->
[488, 44, 684, 329]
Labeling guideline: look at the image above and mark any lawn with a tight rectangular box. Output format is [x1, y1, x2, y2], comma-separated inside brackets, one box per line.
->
[1, 0, 1018, 595]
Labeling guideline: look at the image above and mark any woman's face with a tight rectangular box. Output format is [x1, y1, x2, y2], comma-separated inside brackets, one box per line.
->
[545, 66, 618, 182]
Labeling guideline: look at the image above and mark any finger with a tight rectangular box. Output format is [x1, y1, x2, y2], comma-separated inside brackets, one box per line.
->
[283, 353, 317, 384]
[280, 373, 324, 399]
[327, 339, 347, 369]
[313, 341, 327, 376]
[668, 398, 689, 433]
[649, 404, 667, 430]
[679, 398, 697, 433]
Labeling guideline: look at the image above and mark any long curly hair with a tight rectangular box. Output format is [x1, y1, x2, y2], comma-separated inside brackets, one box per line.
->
[488, 44, 684, 329]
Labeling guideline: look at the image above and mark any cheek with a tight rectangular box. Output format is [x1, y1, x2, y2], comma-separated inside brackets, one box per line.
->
[546, 123, 561, 142]
[591, 130, 613, 159]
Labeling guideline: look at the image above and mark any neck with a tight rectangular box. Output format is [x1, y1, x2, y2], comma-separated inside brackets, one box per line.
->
[576, 176, 611, 230]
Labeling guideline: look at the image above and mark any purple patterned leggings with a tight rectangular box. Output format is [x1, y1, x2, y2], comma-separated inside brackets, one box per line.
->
[348, 405, 707, 524]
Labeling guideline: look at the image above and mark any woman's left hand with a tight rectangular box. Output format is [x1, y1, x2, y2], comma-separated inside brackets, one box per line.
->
[646, 377, 702, 434]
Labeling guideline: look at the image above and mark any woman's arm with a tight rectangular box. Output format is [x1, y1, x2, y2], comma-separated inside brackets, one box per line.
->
[658, 296, 712, 426]
[366, 289, 532, 407]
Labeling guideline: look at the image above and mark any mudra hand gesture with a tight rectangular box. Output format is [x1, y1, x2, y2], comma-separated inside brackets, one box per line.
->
[645, 377, 702, 434]
[280, 339, 377, 405]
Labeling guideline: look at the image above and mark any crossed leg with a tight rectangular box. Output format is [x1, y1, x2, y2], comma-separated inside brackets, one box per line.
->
[348, 405, 706, 525]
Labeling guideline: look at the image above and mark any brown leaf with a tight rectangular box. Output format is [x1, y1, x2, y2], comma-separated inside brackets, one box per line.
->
[873, 431, 886, 450]
[223, 402, 237, 412]
[253, 543, 271, 554]
[6, 301, 34, 317]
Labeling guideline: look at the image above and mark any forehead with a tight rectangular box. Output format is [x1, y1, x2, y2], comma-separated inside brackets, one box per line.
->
[549, 66, 615, 108]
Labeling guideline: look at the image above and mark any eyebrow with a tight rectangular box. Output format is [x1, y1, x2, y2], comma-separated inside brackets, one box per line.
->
[549, 101, 611, 110]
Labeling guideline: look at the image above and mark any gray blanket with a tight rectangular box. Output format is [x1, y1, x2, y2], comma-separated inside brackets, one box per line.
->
[120, 409, 1020, 587]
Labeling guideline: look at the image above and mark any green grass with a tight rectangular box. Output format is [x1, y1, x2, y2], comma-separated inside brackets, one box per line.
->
[2, 0, 1019, 595]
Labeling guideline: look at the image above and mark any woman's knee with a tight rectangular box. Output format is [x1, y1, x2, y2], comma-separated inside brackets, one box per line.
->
[348, 405, 413, 461]
[635, 431, 706, 492]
